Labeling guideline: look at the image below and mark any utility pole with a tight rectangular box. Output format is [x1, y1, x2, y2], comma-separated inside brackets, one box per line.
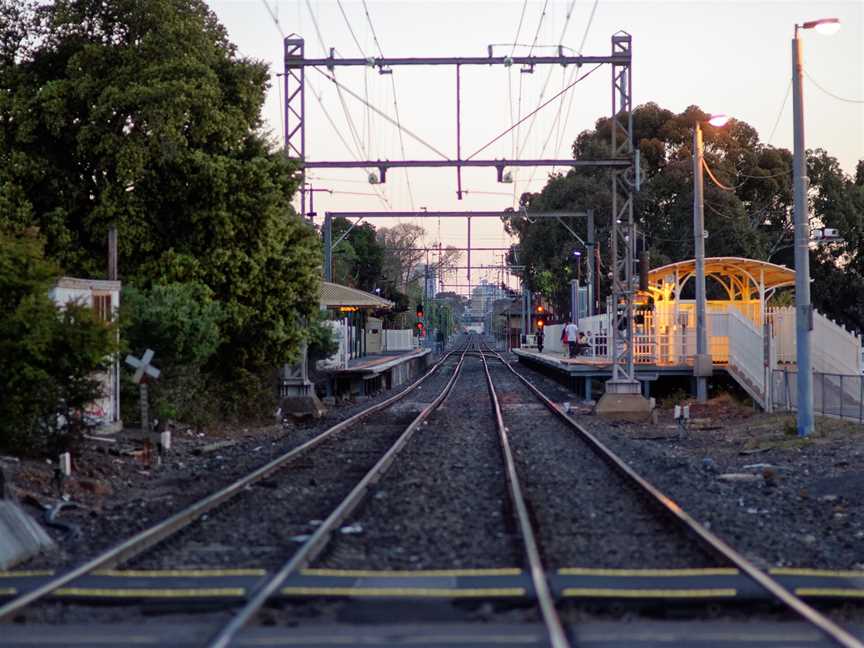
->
[692, 123, 711, 402]
[323, 212, 333, 282]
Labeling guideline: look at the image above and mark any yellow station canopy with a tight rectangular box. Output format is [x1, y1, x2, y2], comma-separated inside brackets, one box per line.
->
[648, 257, 795, 299]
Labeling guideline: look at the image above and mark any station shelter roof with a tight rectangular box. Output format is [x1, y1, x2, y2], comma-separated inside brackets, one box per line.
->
[648, 257, 795, 300]
[320, 281, 394, 310]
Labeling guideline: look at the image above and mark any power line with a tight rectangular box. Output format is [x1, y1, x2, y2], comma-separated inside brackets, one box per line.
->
[315, 67, 451, 160]
[468, 63, 603, 160]
[553, 0, 600, 157]
[767, 79, 792, 144]
[362, 0, 416, 211]
[260, 0, 389, 210]
[805, 70, 864, 104]
[335, 0, 365, 56]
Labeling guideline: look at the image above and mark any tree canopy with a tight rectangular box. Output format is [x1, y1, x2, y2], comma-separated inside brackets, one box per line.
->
[508, 102, 864, 332]
[1, 0, 321, 396]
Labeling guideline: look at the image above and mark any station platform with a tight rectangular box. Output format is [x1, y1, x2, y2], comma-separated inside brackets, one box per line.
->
[512, 348, 720, 399]
[326, 348, 433, 396]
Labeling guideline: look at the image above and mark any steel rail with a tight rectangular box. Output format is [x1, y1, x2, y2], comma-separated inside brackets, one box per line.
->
[207, 347, 470, 648]
[483, 347, 864, 648]
[0, 346, 465, 622]
[479, 351, 570, 648]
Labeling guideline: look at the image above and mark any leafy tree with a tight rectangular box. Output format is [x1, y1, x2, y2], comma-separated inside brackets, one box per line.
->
[508, 102, 863, 331]
[0, 0, 321, 410]
[0, 228, 116, 455]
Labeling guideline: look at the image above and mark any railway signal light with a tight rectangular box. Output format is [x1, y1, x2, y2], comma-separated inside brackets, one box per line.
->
[415, 321, 426, 336]
[537, 318, 545, 329]
[416, 303, 424, 318]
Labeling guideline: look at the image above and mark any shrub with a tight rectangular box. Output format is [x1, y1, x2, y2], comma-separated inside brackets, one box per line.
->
[0, 229, 116, 455]
[121, 282, 224, 426]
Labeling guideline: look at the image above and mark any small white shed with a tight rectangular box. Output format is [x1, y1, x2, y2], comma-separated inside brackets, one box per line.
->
[48, 277, 122, 432]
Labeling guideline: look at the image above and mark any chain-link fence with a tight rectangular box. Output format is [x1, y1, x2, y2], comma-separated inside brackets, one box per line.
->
[772, 369, 864, 423]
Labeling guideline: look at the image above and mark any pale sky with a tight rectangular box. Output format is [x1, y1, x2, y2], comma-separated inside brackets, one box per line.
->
[206, 0, 864, 296]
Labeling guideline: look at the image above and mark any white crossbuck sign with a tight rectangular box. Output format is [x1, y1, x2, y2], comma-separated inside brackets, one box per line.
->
[125, 349, 161, 384]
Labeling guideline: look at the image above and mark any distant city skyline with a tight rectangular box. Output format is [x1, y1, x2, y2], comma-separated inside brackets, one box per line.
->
[207, 1, 863, 296]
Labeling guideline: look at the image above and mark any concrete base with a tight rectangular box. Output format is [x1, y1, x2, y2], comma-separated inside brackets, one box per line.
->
[596, 392, 654, 422]
[281, 393, 326, 420]
[0, 501, 55, 569]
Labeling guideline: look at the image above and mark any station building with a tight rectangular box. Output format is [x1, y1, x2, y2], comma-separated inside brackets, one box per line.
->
[515, 257, 863, 419]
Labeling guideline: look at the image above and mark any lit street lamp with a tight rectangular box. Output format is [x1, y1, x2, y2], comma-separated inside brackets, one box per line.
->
[792, 17, 840, 437]
[692, 113, 729, 403]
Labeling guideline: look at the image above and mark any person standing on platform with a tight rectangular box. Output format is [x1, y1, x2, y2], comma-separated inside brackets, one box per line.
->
[536, 327, 545, 354]
[565, 320, 579, 358]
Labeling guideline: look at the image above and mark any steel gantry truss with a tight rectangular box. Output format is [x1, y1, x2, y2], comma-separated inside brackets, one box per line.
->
[288, 32, 638, 386]
[607, 32, 640, 391]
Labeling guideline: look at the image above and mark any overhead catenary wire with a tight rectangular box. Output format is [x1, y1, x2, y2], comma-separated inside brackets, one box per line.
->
[260, 0, 388, 209]
[553, 0, 600, 158]
[300, 1, 392, 209]
[315, 67, 451, 160]
[467, 63, 603, 160]
[362, 0, 416, 211]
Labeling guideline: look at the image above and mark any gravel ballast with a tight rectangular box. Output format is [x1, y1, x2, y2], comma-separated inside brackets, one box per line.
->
[316, 356, 521, 570]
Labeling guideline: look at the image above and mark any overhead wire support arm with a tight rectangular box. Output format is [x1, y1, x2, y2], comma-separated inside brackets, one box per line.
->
[296, 54, 629, 68]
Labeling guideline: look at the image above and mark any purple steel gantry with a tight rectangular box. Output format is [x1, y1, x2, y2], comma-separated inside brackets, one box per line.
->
[285, 32, 638, 385]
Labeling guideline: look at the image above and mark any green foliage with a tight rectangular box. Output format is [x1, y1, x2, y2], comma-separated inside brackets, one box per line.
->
[121, 283, 223, 368]
[508, 102, 864, 331]
[119, 282, 224, 426]
[1, 0, 322, 406]
[0, 229, 116, 455]
[306, 314, 339, 363]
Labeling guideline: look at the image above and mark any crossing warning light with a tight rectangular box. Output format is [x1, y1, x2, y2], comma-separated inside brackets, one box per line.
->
[416, 303, 424, 318]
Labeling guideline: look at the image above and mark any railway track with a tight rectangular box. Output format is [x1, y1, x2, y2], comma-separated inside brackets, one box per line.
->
[477, 337, 862, 648]
[2, 334, 861, 648]
[0, 344, 469, 620]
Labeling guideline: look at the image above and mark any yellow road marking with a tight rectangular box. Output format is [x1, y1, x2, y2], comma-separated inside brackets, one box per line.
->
[795, 588, 864, 598]
[0, 570, 54, 578]
[54, 587, 245, 598]
[557, 567, 738, 577]
[771, 568, 864, 578]
[93, 568, 265, 578]
[280, 586, 526, 598]
[300, 568, 522, 577]
[562, 587, 737, 598]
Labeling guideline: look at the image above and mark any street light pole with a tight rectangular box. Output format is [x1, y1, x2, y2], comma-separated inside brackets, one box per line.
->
[792, 25, 814, 437]
[791, 17, 839, 437]
[692, 122, 710, 402]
